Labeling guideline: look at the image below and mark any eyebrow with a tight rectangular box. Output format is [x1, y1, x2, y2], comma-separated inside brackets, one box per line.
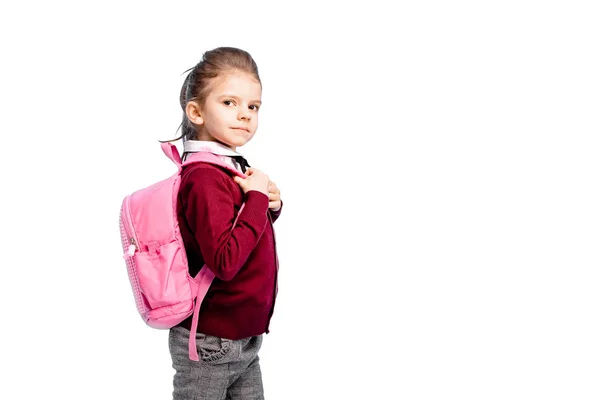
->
[219, 94, 262, 105]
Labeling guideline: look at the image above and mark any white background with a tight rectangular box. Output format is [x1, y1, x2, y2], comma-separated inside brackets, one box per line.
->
[1, 1, 599, 399]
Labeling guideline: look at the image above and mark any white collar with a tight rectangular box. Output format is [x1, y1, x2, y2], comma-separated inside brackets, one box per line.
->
[182, 140, 246, 172]
[183, 140, 243, 157]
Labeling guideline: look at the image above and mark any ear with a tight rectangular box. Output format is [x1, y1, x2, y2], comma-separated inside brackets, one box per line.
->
[185, 101, 204, 126]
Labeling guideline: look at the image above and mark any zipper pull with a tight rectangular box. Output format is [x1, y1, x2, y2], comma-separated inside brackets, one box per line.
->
[127, 237, 138, 256]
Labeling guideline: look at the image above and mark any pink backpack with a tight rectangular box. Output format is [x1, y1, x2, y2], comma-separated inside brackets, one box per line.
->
[118, 142, 246, 361]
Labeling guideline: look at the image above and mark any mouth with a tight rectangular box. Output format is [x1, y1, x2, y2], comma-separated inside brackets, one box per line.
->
[231, 127, 250, 133]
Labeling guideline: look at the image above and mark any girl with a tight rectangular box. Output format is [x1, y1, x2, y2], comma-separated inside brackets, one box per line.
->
[166, 47, 282, 400]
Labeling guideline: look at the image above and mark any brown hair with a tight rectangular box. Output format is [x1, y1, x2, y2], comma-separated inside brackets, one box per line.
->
[161, 47, 261, 143]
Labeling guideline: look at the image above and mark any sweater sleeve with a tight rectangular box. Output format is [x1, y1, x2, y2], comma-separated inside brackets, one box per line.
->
[181, 166, 270, 281]
[269, 200, 283, 223]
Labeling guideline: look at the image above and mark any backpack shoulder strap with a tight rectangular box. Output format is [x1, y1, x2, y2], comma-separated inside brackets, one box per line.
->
[161, 142, 183, 171]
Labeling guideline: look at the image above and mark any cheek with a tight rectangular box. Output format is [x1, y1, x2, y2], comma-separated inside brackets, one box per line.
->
[208, 113, 228, 129]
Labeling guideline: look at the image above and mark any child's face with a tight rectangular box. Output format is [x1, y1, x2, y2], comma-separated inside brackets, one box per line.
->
[194, 71, 262, 150]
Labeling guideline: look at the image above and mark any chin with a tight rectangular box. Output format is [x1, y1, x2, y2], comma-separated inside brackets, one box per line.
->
[232, 137, 251, 147]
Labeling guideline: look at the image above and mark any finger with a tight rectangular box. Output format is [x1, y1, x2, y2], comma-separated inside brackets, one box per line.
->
[269, 201, 280, 209]
[268, 192, 279, 201]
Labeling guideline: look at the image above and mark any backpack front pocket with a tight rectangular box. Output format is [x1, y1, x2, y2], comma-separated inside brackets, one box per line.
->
[134, 240, 189, 310]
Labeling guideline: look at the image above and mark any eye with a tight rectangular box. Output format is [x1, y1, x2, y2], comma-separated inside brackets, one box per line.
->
[249, 105, 260, 111]
[223, 100, 235, 106]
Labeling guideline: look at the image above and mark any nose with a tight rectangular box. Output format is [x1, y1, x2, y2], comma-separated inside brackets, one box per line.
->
[238, 107, 251, 121]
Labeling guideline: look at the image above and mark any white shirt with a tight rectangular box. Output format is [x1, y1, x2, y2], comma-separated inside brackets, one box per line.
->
[182, 140, 247, 173]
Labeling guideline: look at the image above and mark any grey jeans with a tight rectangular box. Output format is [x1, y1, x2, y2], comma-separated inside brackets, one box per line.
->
[168, 326, 264, 400]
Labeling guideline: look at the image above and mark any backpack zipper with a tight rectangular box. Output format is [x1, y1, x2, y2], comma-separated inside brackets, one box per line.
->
[124, 196, 140, 256]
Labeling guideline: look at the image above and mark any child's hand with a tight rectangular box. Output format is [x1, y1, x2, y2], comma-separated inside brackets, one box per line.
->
[268, 180, 281, 211]
[233, 167, 270, 196]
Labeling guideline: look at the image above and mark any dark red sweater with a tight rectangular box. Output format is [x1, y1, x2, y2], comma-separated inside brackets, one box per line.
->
[176, 162, 281, 340]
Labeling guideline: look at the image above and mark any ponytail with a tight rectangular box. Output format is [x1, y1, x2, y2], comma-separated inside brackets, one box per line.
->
[159, 66, 198, 143]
